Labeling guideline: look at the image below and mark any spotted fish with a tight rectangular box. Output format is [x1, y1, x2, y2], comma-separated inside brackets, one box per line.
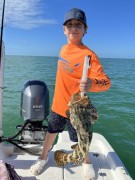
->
[54, 93, 98, 166]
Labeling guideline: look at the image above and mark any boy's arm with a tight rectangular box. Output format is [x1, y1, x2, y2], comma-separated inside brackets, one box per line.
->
[88, 55, 111, 92]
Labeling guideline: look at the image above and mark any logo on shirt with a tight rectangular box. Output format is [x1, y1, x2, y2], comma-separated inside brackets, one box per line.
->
[58, 57, 80, 73]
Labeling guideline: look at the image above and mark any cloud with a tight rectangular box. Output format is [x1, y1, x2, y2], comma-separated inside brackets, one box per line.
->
[0, 0, 57, 29]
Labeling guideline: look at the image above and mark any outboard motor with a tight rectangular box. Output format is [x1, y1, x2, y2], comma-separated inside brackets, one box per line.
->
[18, 80, 49, 143]
[0, 80, 50, 154]
[21, 80, 49, 121]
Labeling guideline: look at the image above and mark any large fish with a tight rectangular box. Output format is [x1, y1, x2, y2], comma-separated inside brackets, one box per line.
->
[54, 93, 98, 166]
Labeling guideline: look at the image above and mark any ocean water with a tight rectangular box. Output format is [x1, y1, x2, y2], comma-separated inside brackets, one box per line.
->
[2, 55, 135, 179]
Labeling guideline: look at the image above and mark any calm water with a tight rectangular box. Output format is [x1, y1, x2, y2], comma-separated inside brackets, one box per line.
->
[2, 55, 135, 179]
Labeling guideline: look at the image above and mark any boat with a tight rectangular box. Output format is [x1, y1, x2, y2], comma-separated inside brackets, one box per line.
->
[0, 1, 133, 179]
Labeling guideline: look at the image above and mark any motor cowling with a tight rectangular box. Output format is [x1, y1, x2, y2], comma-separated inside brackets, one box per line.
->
[20, 80, 49, 121]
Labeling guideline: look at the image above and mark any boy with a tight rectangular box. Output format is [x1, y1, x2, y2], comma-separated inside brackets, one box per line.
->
[30, 8, 111, 179]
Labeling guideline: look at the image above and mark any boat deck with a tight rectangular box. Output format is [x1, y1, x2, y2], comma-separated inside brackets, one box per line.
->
[0, 131, 132, 180]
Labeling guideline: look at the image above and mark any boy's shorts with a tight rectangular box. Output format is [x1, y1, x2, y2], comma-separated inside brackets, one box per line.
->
[47, 111, 78, 142]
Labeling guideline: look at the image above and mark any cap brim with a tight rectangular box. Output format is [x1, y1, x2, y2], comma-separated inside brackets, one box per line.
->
[63, 18, 87, 26]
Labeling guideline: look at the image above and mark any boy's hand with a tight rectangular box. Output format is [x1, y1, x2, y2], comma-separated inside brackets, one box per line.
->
[79, 78, 92, 92]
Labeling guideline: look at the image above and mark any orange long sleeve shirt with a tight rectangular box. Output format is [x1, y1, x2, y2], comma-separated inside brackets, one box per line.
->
[52, 44, 111, 117]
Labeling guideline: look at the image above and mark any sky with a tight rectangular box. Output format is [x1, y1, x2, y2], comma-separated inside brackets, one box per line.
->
[0, 0, 135, 58]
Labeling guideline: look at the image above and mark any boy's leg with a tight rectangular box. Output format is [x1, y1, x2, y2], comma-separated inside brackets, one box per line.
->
[40, 132, 57, 160]
[41, 111, 68, 160]
[30, 132, 57, 176]
[30, 111, 67, 175]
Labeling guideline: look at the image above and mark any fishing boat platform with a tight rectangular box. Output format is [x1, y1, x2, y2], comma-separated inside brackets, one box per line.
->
[0, 131, 132, 180]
